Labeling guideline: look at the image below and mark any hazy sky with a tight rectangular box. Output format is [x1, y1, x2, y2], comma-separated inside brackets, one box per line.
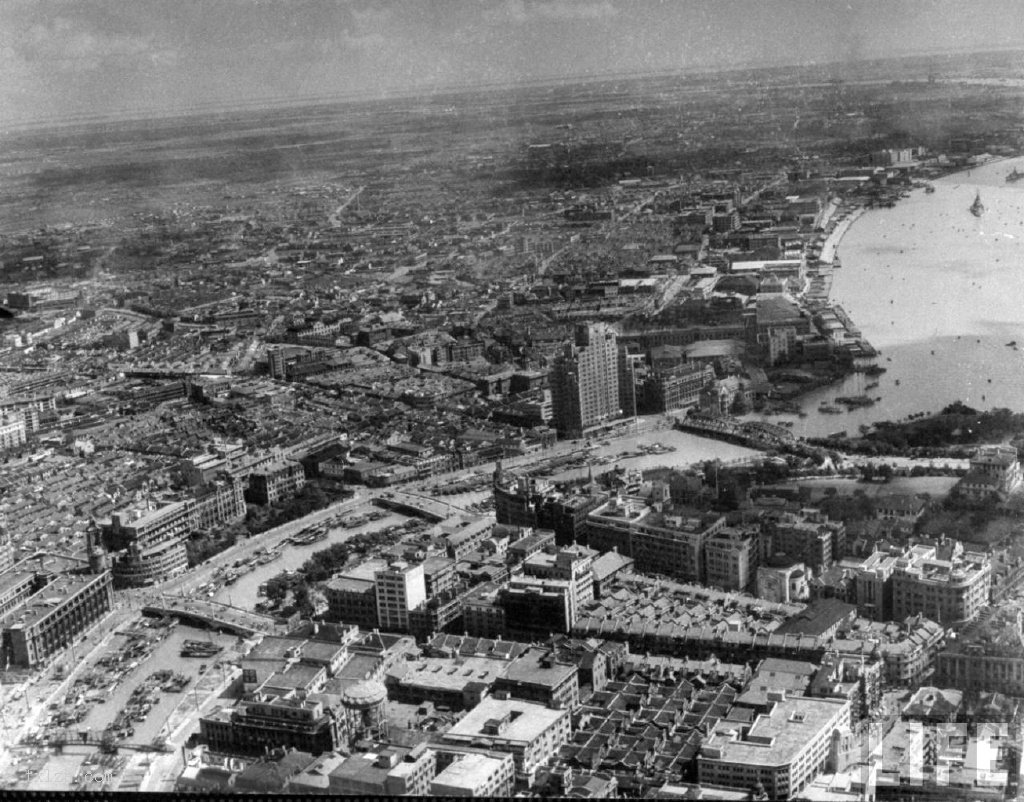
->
[4, 0, 1024, 126]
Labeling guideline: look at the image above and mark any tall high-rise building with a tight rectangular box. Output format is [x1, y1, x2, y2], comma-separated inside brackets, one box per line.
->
[375, 561, 427, 632]
[549, 323, 621, 438]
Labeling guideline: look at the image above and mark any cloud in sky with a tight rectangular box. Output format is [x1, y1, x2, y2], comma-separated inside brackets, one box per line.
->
[482, 0, 619, 24]
[3, 0, 1024, 126]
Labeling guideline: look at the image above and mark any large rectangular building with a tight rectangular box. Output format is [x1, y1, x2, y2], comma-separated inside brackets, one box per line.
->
[200, 692, 344, 756]
[584, 498, 726, 583]
[891, 545, 990, 626]
[101, 476, 246, 587]
[698, 695, 852, 800]
[1, 571, 113, 668]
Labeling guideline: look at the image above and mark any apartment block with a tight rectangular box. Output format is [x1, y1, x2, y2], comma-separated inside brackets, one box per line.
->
[375, 561, 427, 632]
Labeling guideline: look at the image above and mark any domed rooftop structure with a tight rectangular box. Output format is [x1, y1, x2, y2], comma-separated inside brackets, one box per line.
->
[341, 679, 387, 709]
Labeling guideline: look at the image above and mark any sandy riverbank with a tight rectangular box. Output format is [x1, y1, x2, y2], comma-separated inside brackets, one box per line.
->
[819, 205, 865, 264]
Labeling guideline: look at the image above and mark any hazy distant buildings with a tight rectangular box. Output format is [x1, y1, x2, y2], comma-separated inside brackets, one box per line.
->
[956, 445, 1022, 502]
[0, 414, 27, 452]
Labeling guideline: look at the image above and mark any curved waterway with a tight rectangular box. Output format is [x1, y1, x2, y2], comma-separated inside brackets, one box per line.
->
[770, 157, 1024, 439]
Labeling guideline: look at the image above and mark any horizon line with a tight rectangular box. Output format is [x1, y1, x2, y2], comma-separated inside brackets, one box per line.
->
[4, 43, 1023, 136]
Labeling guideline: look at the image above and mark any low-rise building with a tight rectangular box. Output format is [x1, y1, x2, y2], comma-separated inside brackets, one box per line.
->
[756, 560, 810, 604]
[430, 751, 515, 797]
[440, 696, 572, 787]
[199, 692, 345, 756]
[322, 742, 436, 796]
[493, 646, 580, 710]
[387, 655, 505, 711]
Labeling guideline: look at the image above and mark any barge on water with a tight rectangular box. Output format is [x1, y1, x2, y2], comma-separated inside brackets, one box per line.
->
[290, 527, 327, 546]
[181, 640, 222, 658]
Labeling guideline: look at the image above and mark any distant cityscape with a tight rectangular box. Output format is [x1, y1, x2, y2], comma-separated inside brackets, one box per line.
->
[4, 46, 1024, 800]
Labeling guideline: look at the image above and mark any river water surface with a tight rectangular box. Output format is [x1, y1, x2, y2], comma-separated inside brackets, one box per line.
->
[771, 156, 1024, 438]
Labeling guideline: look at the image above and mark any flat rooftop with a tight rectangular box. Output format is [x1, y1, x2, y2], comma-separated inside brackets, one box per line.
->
[502, 649, 575, 688]
[324, 575, 375, 594]
[4, 572, 107, 630]
[400, 656, 507, 692]
[245, 635, 305, 662]
[340, 558, 389, 583]
[702, 697, 848, 767]
[444, 697, 567, 745]
[432, 752, 508, 790]
[0, 571, 34, 597]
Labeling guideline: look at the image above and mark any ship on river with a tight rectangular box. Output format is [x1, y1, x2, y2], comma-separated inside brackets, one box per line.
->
[290, 526, 327, 546]
[1007, 168, 1024, 183]
[970, 191, 985, 217]
[181, 640, 222, 658]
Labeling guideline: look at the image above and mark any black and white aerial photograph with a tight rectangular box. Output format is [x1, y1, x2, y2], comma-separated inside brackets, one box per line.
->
[4, 1, 1024, 798]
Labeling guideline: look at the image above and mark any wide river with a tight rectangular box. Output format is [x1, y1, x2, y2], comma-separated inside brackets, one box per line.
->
[770, 156, 1024, 439]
